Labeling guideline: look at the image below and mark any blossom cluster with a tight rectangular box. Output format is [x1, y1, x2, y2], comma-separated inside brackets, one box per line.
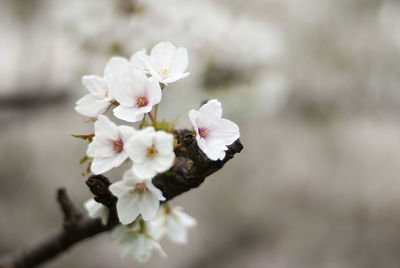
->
[76, 42, 240, 263]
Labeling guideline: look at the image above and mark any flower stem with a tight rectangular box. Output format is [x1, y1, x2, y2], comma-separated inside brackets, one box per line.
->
[139, 219, 146, 233]
[154, 104, 159, 121]
[139, 115, 146, 129]
[148, 112, 157, 127]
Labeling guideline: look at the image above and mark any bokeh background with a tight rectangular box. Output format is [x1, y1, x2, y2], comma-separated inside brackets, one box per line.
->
[2, 0, 400, 267]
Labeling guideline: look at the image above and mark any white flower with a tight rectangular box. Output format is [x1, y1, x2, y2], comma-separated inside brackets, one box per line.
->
[75, 75, 112, 117]
[139, 41, 190, 85]
[87, 115, 136, 174]
[188, 99, 240, 161]
[110, 66, 162, 122]
[130, 49, 147, 71]
[149, 206, 197, 244]
[109, 169, 166, 224]
[125, 127, 175, 179]
[84, 198, 109, 225]
[111, 225, 167, 263]
[75, 56, 130, 118]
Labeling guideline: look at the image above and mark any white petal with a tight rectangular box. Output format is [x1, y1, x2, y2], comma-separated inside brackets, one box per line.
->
[108, 79, 136, 107]
[82, 75, 108, 97]
[139, 193, 160, 221]
[110, 151, 129, 168]
[150, 42, 176, 68]
[167, 217, 188, 244]
[117, 193, 141, 224]
[169, 47, 189, 76]
[118, 125, 137, 144]
[94, 115, 119, 140]
[210, 118, 240, 146]
[151, 154, 175, 173]
[198, 99, 222, 121]
[113, 105, 148, 123]
[162, 72, 190, 84]
[146, 182, 166, 201]
[133, 161, 157, 179]
[91, 156, 118, 174]
[87, 135, 115, 158]
[148, 216, 167, 240]
[109, 180, 132, 198]
[84, 198, 109, 225]
[174, 209, 197, 227]
[130, 49, 147, 71]
[146, 77, 162, 104]
[196, 137, 225, 161]
[154, 131, 174, 155]
[75, 95, 110, 117]
[104, 56, 131, 81]
[125, 134, 153, 163]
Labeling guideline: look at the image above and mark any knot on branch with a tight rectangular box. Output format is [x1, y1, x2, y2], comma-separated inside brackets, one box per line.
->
[86, 175, 117, 208]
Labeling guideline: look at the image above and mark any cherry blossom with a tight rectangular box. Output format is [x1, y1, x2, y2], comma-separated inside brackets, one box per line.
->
[188, 99, 240, 161]
[139, 41, 190, 85]
[87, 115, 135, 174]
[109, 66, 162, 122]
[149, 205, 197, 244]
[75, 56, 133, 118]
[125, 127, 175, 179]
[75, 75, 112, 117]
[109, 169, 166, 224]
[111, 225, 166, 263]
[84, 198, 109, 225]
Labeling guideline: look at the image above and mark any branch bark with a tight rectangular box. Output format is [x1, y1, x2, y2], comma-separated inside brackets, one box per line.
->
[0, 129, 243, 268]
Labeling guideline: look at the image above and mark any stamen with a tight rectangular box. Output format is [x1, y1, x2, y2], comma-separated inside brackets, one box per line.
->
[112, 139, 124, 153]
[134, 183, 147, 194]
[136, 96, 149, 107]
[161, 68, 169, 78]
[147, 144, 158, 158]
[198, 127, 209, 139]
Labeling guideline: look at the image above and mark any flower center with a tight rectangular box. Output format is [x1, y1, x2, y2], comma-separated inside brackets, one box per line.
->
[147, 144, 158, 158]
[198, 127, 209, 139]
[134, 182, 148, 195]
[112, 139, 124, 153]
[161, 68, 169, 78]
[136, 96, 148, 107]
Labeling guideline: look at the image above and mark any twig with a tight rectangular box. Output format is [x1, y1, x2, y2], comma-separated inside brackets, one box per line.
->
[0, 130, 243, 268]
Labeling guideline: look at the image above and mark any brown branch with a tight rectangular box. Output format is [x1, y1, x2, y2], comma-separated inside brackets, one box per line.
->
[0, 130, 243, 268]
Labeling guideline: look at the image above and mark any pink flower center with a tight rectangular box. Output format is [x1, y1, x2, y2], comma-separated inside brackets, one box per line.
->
[136, 96, 149, 107]
[198, 127, 209, 139]
[135, 182, 148, 195]
[112, 139, 124, 153]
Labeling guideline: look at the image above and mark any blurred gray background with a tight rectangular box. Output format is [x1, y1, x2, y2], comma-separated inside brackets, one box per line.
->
[2, 0, 400, 267]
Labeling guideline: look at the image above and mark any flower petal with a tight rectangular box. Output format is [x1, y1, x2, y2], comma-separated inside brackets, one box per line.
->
[210, 118, 240, 145]
[75, 95, 110, 117]
[113, 105, 147, 123]
[139, 193, 160, 221]
[198, 99, 222, 121]
[150, 42, 176, 69]
[91, 156, 118, 174]
[154, 131, 174, 155]
[82, 75, 108, 97]
[133, 161, 157, 179]
[109, 180, 133, 198]
[117, 193, 141, 224]
[147, 77, 162, 105]
[94, 115, 119, 140]
[151, 154, 175, 173]
[169, 47, 189, 76]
